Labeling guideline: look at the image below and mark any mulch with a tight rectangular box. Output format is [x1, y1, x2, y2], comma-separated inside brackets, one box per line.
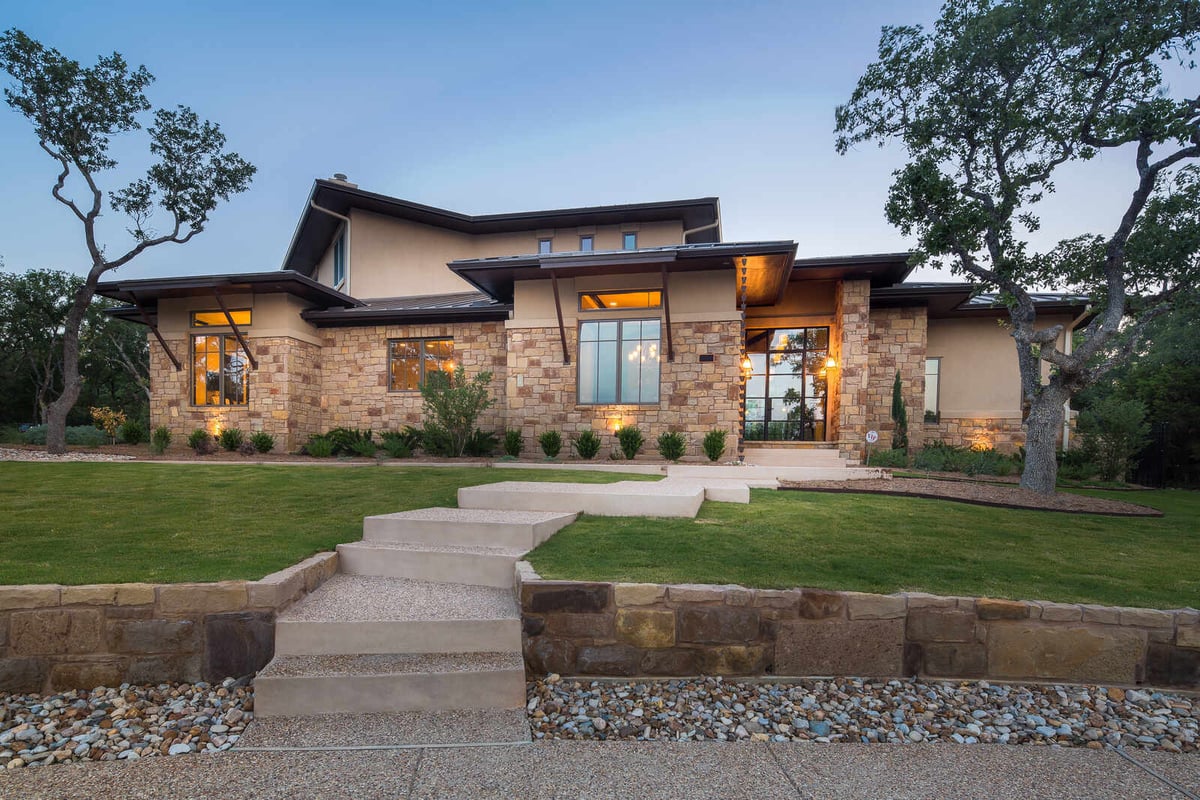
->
[779, 476, 1164, 517]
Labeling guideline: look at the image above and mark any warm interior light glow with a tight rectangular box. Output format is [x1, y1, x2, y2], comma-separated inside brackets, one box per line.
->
[741, 355, 754, 373]
[825, 356, 838, 369]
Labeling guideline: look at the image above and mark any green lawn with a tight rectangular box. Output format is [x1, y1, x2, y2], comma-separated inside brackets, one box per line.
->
[0, 463, 650, 585]
[527, 488, 1200, 609]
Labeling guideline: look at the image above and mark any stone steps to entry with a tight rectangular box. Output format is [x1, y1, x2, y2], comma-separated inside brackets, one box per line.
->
[337, 540, 527, 588]
[362, 507, 577, 549]
[253, 652, 527, 716]
[458, 480, 706, 518]
[274, 574, 521, 656]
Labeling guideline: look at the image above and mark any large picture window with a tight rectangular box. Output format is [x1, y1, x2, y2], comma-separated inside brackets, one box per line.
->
[192, 335, 249, 406]
[578, 319, 660, 404]
[389, 338, 454, 391]
[744, 327, 829, 441]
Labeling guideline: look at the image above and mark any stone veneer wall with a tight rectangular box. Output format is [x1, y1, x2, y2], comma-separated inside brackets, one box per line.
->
[505, 321, 743, 459]
[519, 577, 1200, 689]
[0, 554, 337, 693]
[149, 335, 321, 453]
[866, 306, 929, 452]
[834, 280, 871, 457]
[320, 322, 507, 434]
[924, 416, 1027, 452]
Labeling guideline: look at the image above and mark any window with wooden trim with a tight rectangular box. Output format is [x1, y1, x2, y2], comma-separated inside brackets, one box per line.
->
[192, 335, 249, 406]
[579, 289, 663, 311]
[333, 232, 347, 288]
[191, 309, 251, 327]
[578, 319, 660, 404]
[389, 338, 454, 391]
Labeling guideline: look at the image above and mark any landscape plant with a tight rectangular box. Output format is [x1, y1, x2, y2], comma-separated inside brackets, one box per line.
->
[890, 372, 908, 452]
[868, 448, 908, 468]
[217, 427, 244, 452]
[380, 437, 412, 459]
[656, 431, 687, 462]
[572, 430, 602, 460]
[237, 439, 256, 456]
[186, 429, 214, 455]
[1077, 396, 1151, 481]
[118, 418, 146, 445]
[463, 429, 499, 457]
[503, 428, 524, 458]
[538, 430, 563, 459]
[419, 368, 494, 458]
[836, 0, 1200, 493]
[615, 425, 645, 460]
[90, 406, 125, 444]
[349, 438, 378, 458]
[304, 435, 333, 458]
[702, 429, 728, 462]
[150, 425, 171, 454]
[249, 431, 274, 454]
[325, 427, 373, 456]
[21, 424, 106, 447]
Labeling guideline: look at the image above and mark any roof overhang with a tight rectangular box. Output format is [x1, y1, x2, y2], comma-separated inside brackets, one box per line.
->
[281, 179, 723, 276]
[790, 252, 915, 287]
[448, 241, 799, 305]
[871, 283, 1093, 319]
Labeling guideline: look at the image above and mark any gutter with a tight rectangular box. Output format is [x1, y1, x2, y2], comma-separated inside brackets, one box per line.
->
[309, 199, 352, 296]
[682, 204, 721, 242]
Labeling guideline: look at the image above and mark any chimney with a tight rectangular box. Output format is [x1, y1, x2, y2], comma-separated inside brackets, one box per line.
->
[329, 173, 358, 188]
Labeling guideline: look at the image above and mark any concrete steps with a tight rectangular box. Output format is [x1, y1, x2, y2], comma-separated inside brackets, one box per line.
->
[458, 480, 706, 518]
[337, 540, 527, 588]
[743, 445, 854, 467]
[237, 708, 532, 749]
[363, 507, 577, 549]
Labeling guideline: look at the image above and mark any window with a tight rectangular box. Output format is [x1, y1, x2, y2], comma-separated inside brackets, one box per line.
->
[333, 232, 347, 288]
[744, 327, 829, 441]
[191, 310, 251, 327]
[538, 238, 553, 254]
[924, 358, 941, 421]
[579, 289, 662, 311]
[579, 235, 594, 252]
[622, 232, 638, 250]
[389, 338, 454, 391]
[578, 319, 660, 404]
[192, 335, 249, 406]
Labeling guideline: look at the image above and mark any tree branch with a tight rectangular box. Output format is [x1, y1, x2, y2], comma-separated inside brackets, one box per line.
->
[37, 142, 86, 224]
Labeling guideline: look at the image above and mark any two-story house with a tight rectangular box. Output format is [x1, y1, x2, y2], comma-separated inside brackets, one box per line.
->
[97, 175, 1088, 458]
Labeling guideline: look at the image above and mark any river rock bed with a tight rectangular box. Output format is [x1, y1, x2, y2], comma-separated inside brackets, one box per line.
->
[0, 679, 252, 769]
[527, 675, 1198, 753]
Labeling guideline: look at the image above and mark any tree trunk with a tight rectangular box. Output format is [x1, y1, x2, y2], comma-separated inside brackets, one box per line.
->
[44, 285, 91, 455]
[1019, 389, 1067, 494]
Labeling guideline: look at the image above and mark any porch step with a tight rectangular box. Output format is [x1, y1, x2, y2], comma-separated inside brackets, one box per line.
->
[667, 464, 886, 482]
[275, 574, 520, 656]
[236, 708, 531, 749]
[253, 651, 527, 716]
[336, 540, 526, 588]
[363, 507, 577, 549]
[743, 445, 851, 467]
[457, 480, 705, 518]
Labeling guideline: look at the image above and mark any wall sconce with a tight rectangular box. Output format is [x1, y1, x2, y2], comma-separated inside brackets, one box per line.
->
[740, 354, 754, 375]
[825, 356, 838, 369]
[607, 416, 624, 433]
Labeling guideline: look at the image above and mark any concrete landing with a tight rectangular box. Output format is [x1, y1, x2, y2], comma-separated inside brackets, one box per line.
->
[337, 540, 528, 588]
[457, 480, 706, 517]
[236, 708, 531, 749]
[363, 507, 577, 549]
[666, 464, 886, 482]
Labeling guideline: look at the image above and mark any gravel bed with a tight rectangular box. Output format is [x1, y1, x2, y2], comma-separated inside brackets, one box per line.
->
[781, 477, 1161, 516]
[0, 679, 252, 770]
[0, 447, 134, 463]
[527, 675, 1197, 753]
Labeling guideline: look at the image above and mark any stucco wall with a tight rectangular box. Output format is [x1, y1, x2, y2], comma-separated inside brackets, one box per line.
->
[511, 270, 739, 328]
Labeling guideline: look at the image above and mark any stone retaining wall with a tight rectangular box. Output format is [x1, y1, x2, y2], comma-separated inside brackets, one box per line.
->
[0, 553, 338, 693]
[519, 576, 1200, 689]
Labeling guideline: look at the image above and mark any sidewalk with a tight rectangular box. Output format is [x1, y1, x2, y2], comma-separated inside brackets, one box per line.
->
[0, 741, 1195, 799]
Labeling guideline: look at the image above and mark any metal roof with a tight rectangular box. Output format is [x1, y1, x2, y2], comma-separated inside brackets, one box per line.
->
[871, 282, 1092, 318]
[299, 291, 511, 327]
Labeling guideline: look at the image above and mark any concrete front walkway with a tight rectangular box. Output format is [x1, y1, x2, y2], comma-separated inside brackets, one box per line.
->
[0, 742, 1195, 799]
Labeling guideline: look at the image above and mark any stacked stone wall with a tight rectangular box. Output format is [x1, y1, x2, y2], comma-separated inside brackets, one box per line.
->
[505, 321, 743, 459]
[520, 577, 1200, 689]
[866, 306, 929, 452]
[834, 280, 871, 456]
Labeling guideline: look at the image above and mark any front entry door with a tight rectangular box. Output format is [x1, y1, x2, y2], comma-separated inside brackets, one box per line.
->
[744, 327, 829, 441]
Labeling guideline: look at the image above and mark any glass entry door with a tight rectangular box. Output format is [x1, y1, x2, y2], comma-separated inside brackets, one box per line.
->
[744, 327, 829, 441]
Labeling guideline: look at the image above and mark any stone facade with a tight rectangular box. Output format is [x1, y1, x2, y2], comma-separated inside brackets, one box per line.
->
[520, 576, 1200, 689]
[506, 320, 743, 459]
[866, 306, 928, 451]
[834, 280, 871, 456]
[0, 554, 338, 693]
[924, 416, 1027, 452]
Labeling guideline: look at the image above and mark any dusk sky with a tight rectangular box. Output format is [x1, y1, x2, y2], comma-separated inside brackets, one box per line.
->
[0, 0, 1153, 284]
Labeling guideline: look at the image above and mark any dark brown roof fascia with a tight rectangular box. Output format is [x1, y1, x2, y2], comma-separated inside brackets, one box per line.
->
[96, 270, 362, 309]
[300, 305, 512, 328]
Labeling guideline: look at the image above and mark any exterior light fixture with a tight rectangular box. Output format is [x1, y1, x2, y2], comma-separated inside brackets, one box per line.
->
[741, 354, 754, 374]
[825, 356, 838, 369]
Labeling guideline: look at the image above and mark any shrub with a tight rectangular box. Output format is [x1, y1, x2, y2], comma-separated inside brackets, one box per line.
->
[350, 439, 378, 458]
[119, 419, 147, 445]
[381, 437, 412, 459]
[237, 439, 257, 456]
[381, 427, 422, 453]
[890, 372, 908, 452]
[867, 448, 908, 468]
[218, 427, 245, 452]
[21, 425, 107, 447]
[463, 429, 499, 457]
[420, 368, 495, 458]
[150, 426, 172, 454]
[615, 426, 644, 460]
[538, 430, 563, 459]
[503, 429, 524, 458]
[572, 430, 602, 460]
[1077, 397, 1151, 482]
[702, 429, 728, 462]
[90, 406, 126, 444]
[657, 431, 686, 462]
[326, 427, 373, 456]
[187, 429, 215, 455]
[419, 425, 455, 457]
[249, 431, 275, 453]
[304, 435, 334, 458]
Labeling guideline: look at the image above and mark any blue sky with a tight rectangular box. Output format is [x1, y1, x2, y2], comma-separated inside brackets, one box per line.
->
[0, 0, 1147, 283]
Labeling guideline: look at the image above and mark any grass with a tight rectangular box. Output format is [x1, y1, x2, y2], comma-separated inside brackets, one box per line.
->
[527, 488, 1200, 609]
[0, 463, 651, 585]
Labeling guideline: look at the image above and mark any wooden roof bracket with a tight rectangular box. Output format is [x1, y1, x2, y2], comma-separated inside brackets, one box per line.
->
[661, 265, 675, 362]
[129, 291, 181, 372]
[212, 288, 259, 370]
[550, 270, 571, 364]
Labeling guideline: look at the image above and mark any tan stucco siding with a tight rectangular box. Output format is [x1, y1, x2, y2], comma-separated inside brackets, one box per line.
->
[155, 294, 321, 346]
[314, 235, 338, 287]
[347, 210, 479, 299]
[487, 220, 683, 255]
[926, 315, 1071, 417]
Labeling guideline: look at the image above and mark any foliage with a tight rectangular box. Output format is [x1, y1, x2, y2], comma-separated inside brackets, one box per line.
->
[702, 429, 728, 462]
[419, 368, 494, 458]
[890, 372, 908, 452]
[1077, 396, 1151, 482]
[868, 448, 908, 468]
[380, 437, 412, 459]
[90, 406, 125, 444]
[186, 429, 214, 455]
[381, 427, 423, 452]
[20, 424, 106, 447]
[572, 430, 602, 460]
[503, 429, 524, 458]
[249, 431, 274, 454]
[538, 430, 563, 459]
[912, 441, 1018, 476]
[347, 439, 375, 458]
[304, 435, 334, 458]
[217, 427, 244, 452]
[656, 431, 687, 462]
[150, 426, 171, 454]
[0, 29, 255, 453]
[463, 429, 499, 457]
[325, 427, 373, 457]
[835, 0, 1200, 492]
[118, 418, 146, 445]
[615, 425, 645, 460]
[237, 439, 256, 456]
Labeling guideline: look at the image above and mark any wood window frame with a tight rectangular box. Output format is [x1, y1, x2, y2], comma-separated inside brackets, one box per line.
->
[387, 337, 455, 392]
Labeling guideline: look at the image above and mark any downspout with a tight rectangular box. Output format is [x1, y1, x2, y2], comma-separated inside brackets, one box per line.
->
[310, 200, 351, 296]
[1060, 306, 1091, 450]
[682, 213, 721, 243]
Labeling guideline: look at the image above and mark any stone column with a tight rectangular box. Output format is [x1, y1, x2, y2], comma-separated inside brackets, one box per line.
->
[835, 280, 871, 458]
